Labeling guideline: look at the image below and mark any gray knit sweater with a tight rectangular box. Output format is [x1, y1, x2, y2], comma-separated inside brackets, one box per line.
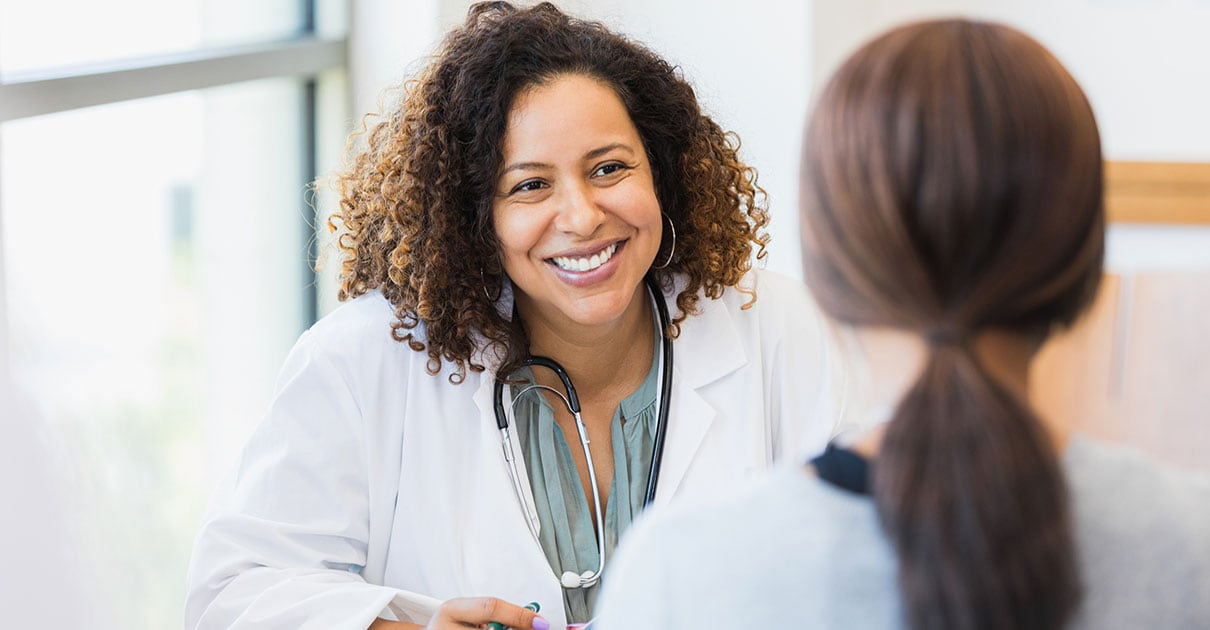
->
[595, 435, 1210, 629]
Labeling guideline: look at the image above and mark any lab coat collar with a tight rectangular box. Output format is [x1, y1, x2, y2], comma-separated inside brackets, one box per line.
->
[648, 276, 748, 505]
[659, 276, 748, 390]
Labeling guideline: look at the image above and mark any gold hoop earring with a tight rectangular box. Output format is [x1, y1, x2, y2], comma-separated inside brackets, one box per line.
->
[652, 212, 676, 270]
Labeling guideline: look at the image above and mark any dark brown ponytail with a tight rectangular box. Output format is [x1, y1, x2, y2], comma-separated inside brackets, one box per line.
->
[800, 19, 1104, 630]
[878, 343, 1078, 629]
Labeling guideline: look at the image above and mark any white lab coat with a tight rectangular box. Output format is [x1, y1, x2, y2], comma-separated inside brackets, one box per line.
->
[185, 269, 842, 630]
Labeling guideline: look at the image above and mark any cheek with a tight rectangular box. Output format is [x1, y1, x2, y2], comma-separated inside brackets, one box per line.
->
[633, 171, 663, 222]
[600, 177, 662, 225]
[492, 205, 547, 261]
[624, 185, 663, 229]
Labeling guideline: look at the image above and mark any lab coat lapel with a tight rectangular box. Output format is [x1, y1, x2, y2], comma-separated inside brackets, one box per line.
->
[470, 365, 543, 539]
[468, 367, 563, 616]
[649, 286, 747, 506]
[469, 279, 545, 536]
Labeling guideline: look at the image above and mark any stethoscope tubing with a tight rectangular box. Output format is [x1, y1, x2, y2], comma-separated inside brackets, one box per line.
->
[643, 277, 673, 507]
[491, 277, 673, 589]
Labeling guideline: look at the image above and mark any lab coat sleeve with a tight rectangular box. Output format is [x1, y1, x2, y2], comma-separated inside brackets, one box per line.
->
[184, 331, 413, 630]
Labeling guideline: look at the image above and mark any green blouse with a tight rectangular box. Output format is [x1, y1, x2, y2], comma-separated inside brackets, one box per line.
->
[510, 336, 660, 623]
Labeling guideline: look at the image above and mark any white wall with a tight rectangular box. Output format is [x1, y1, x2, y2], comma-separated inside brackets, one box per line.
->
[349, 0, 440, 135]
[349, 0, 1210, 277]
[812, 0, 1210, 162]
[812, 0, 1210, 271]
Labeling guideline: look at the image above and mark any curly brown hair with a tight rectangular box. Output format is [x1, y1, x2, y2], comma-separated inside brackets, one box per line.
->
[330, 1, 770, 382]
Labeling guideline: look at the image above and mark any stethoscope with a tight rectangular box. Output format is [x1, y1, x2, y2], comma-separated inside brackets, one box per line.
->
[492, 277, 673, 590]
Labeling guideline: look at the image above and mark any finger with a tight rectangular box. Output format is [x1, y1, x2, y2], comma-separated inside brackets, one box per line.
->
[437, 597, 547, 629]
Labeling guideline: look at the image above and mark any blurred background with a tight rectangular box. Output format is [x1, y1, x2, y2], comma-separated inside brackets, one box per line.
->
[1, 0, 1207, 627]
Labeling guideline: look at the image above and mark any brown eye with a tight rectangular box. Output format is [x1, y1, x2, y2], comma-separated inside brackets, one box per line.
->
[510, 179, 548, 194]
[592, 162, 629, 178]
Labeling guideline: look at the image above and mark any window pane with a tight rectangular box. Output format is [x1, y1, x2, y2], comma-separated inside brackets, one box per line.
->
[1, 79, 309, 627]
[0, 0, 306, 76]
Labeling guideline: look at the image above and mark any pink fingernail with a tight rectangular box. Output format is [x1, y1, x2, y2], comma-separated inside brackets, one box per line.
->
[532, 615, 550, 630]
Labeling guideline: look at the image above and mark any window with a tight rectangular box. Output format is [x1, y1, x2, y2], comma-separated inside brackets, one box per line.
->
[0, 2, 347, 627]
[1, 0, 309, 77]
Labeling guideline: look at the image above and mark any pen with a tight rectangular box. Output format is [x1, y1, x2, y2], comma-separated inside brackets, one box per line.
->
[486, 601, 540, 630]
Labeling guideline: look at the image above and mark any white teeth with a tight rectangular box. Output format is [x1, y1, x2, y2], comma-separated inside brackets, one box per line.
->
[553, 243, 618, 272]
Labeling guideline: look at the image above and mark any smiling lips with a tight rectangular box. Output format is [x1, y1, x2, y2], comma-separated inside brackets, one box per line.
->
[549, 241, 620, 272]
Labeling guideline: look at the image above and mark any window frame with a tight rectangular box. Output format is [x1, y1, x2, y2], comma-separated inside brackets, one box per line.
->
[0, 5, 346, 370]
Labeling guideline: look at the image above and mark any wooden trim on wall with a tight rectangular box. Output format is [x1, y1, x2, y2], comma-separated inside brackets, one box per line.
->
[1106, 161, 1210, 224]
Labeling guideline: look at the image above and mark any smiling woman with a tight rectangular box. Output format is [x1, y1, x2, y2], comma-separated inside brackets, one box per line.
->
[184, 3, 844, 629]
[493, 74, 662, 333]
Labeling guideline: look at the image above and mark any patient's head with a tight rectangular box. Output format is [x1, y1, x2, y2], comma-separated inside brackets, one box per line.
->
[800, 19, 1103, 341]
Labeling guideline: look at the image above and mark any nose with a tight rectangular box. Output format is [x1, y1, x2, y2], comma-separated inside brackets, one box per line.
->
[553, 181, 605, 236]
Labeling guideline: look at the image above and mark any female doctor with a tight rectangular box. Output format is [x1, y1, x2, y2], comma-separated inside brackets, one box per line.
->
[184, 3, 840, 629]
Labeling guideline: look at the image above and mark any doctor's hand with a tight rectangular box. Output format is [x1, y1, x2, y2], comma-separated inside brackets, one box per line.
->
[368, 597, 549, 630]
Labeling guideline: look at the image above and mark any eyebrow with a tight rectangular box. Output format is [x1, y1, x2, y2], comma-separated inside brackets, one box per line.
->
[498, 142, 637, 177]
[585, 142, 635, 161]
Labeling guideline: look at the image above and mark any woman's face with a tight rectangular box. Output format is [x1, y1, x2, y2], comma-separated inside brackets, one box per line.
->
[492, 73, 662, 331]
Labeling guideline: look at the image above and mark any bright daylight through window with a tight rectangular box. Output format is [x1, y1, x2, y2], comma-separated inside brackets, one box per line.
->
[0, 1, 346, 627]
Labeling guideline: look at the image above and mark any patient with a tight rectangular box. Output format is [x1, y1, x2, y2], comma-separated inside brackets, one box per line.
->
[594, 18, 1210, 630]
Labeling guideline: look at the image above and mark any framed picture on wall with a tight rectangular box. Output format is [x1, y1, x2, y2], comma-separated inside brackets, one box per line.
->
[1106, 161, 1210, 224]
